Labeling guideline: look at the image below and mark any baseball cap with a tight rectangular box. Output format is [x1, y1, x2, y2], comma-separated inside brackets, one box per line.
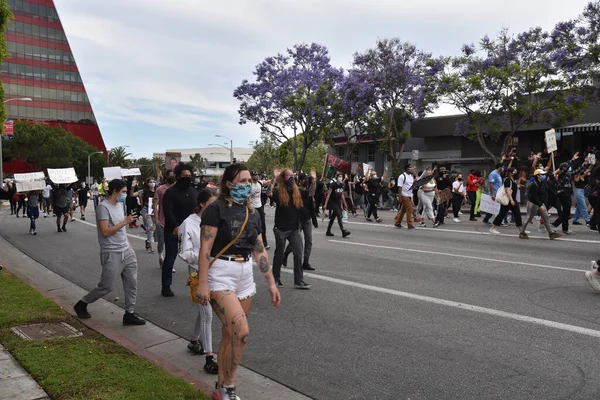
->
[533, 169, 546, 176]
[439, 167, 447, 173]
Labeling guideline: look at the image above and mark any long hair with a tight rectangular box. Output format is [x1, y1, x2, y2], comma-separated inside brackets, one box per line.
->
[195, 186, 218, 214]
[142, 178, 152, 205]
[219, 163, 254, 211]
[276, 170, 302, 208]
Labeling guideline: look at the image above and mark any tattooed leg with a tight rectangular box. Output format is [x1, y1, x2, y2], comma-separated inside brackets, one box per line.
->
[210, 291, 253, 386]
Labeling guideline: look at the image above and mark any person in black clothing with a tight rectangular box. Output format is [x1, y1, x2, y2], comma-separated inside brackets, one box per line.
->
[365, 167, 387, 223]
[269, 169, 311, 289]
[161, 163, 198, 297]
[77, 182, 89, 220]
[52, 183, 70, 232]
[433, 168, 451, 227]
[126, 178, 141, 228]
[314, 173, 325, 216]
[489, 167, 522, 234]
[324, 172, 351, 237]
[284, 173, 318, 271]
[7, 182, 17, 215]
[551, 153, 588, 235]
[521, 169, 562, 239]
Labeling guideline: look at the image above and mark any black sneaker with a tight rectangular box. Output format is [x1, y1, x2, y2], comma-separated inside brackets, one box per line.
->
[123, 312, 146, 326]
[294, 281, 311, 290]
[161, 286, 175, 297]
[303, 263, 315, 271]
[342, 230, 351, 238]
[204, 357, 219, 375]
[187, 340, 205, 355]
[62, 226, 67, 232]
[326, 231, 334, 237]
[73, 300, 91, 319]
[275, 279, 284, 287]
[81, 216, 86, 221]
[57, 227, 62, 233]
[282, 255, 288, 267]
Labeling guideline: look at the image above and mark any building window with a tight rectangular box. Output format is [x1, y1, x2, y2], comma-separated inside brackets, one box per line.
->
[335, 146, 344, 159]
[367, 144, 376, 162]
[351, 146, 359, 162]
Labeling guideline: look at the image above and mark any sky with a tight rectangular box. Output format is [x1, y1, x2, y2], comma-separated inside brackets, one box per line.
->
[54, 0, 591, 158]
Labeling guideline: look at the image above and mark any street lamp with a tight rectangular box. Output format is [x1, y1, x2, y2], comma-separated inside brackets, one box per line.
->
[215, 134, 233, 163]
[208, 143, 234, 165]
[1, 98, 33, 183]
[88, 151, 103, 185]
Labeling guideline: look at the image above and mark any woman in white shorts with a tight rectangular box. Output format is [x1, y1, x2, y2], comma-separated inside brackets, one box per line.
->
[196, 163, 280, 400]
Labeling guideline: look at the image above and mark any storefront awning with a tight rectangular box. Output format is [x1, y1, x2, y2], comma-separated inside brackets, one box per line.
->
[556, 123, 600, 133]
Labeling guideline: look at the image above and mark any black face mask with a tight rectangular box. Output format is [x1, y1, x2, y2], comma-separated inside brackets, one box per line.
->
[285, 177, 294, 188]
[457, 178, 463, 182]
[166, 176, 176, 184]
[177, 177, 191, 189]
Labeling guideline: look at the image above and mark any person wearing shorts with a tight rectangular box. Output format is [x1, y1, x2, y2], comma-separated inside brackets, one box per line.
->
[196, 163, 280, 400]
[42, 182, 52, 217]
[52, 184, 70, 233]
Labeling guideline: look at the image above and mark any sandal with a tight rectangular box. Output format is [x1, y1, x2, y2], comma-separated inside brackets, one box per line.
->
[204, 358, 219, 375]
[376, 218, 382, 223]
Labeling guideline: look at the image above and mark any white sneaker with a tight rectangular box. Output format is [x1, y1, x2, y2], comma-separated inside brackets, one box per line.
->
[563, 230, 574, 235]
[489, 228, 501, 234]
[172, 268, 176, 273]
[524, 230, 530, 235]
[214, 385, 240, 400]
[453, 218, 460, 223]
[458, 211, 463, 215]
[585, 263, 600, 292]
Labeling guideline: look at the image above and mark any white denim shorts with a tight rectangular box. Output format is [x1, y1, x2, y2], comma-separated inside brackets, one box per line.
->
[208, 258, 256, 300]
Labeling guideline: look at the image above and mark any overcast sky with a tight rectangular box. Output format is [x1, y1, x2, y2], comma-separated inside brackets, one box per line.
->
[54, 0, 590, 158]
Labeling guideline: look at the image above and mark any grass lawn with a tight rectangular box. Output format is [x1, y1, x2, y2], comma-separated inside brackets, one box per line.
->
[0, 268, 209, 400]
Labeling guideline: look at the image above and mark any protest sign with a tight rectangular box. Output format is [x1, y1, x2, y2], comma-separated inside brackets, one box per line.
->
[47, 168, 78, 184]
[15, 171, 46, 192]
[479, 194, 500, 216]
[121, 168, 141, 177]
[437, 188, 453, 204]
[103, 167, 122, 181]
[545, 129, 558, 153]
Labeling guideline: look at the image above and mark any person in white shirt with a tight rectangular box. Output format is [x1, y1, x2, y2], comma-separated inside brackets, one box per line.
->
[90, 180, 100, 210]
[451, 173, 467, 222]
[42, 182, 52, 217]
[395, 164, 416, 229]
[250, 171, 270, 249]
[178, 186, 219, 374]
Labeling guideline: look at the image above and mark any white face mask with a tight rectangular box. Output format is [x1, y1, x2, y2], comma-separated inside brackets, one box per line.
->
[149, 182, 156, 189]
[337, 177, 343, 183]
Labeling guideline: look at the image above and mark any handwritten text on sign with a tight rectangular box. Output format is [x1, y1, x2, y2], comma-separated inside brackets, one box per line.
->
[479, 194, 500, 216]
[47, 168, 78, 184]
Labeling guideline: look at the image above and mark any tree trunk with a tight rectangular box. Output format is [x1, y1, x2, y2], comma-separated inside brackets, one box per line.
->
[501, 132, 513, 158]
[476, 132, 497, 165]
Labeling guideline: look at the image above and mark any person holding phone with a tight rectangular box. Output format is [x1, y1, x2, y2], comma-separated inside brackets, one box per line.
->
[73, 179, 146, 325]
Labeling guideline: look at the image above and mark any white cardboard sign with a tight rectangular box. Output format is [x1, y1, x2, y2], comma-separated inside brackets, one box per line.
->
[479, 194, 500, 216]
[545, 129, 558, 153]
[103, 167, 122, 181]
[121, 168, 141, 177]
[14, 172, 45, 182]
[15, 172, 46, 192]
[47, 168, 78, 184]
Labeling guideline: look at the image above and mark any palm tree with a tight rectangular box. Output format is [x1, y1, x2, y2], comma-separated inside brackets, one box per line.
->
[108, 146, 132, 167]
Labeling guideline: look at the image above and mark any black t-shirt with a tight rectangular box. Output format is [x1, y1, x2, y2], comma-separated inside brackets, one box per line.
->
[366, 178, 382, 196]
[201, 200, 262, 257]
[330, 181, 344, 203]
[503, 178, 518, 202]
[354, 181, 364, 195]
[78, 187, 88, 202]
[53, 186, 68, 208]
[272, 188, 301, 231]
[436, 176, 451, 191]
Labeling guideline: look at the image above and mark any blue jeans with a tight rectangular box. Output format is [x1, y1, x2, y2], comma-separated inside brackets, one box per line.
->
[162, 232, 178, 287]
[573, 188, 590, 223]
[387, 192, 396, 210]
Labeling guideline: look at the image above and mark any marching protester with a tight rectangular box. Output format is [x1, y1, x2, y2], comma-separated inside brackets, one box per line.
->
[73, 178, 146, 326]
[178, 186, 219, 375]
[572, 163, 592, 226]
[66, 184, 75, 222]
[153, 169, 176, 270]
[52, 183, 70, 232]
[551, 153, 589, 235]
[77, 182, 89, 220]
[451, 173, 467, 223]
[483, 163, 505, 225]
[365, 166, 387, 223]
[98, 177, 108, 203]
[7, 181, 17, 215]
[42, 181, 52, 217]
[284, 172, 317, 271]
[489, 167, 523, 235]
[388, 178, 397, 211]
[195, 163, 281, 400]
[250, 171, 270, 250]
[15, 190, 26, 218]
[161, 163, 198, 297]
[434, 167, 452, 228]
[139, 178, 156, 253]
[520, 169, 562, 240]
[416, 168, 437, 227]
[90, 179, 100, 211]
[323, 171, 351, 238]
[467, 170, 480, 221]
[395, 164, 416, 229]
[270, 169, 311, 288]
[27, 189, 41, 235]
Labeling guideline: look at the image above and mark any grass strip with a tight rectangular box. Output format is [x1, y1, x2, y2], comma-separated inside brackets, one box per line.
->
[0, 268, 209, 400]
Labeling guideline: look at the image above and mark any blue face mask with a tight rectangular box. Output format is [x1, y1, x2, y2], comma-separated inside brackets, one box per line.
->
[540, 175, 547, 181]
[117, 193, 127, 203]
[568, 167, 572, 172]
[231, 184, 251, 203]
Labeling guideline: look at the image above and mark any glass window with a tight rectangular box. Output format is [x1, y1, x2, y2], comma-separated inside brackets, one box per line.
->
[24, 65, 33, 77]
[22, 1, 30, 14]
[17, 83, 26, 96]
[25, 86, 34, 97]
[48, 109, 57, 120]
[26, 106, 34, 118]
[39, 26, 47, 38]
[7, 104, 18, 117]
[15, 21, 23, 34]
[24, 44, 32, 56]
[47, 88, 55, 100]
[31, 24, 39, 36]
[9, 84, 18, 95]
[70, 92, 78, 102]
[16, 42, 24, 54]
[7, 41, 16, 53]
[42, 108, 50, 119]
[33, 87, 42, 98]
[30, 3, 39, 16]
[24, 22, 32, 35]
[56, 109, 64, 120]
[64, 110, 72, 121]
[367, 144, 376, 162]
[40, 67, 48, 79]
[34, 107, 42, 119]
[7, 21, 14, 32]
[18, 105, 26, 118]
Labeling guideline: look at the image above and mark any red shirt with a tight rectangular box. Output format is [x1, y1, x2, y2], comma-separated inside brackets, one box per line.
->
[467, 174, 480, 192]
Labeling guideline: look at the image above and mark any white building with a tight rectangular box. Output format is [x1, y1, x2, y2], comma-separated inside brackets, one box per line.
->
[161, 147, 254, 176]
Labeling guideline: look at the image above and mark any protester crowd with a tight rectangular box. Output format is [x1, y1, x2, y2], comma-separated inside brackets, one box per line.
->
[5, 148, 600, 400]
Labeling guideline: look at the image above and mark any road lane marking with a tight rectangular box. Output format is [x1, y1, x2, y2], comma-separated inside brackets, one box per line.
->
[77, 220, 146, 241]
[344, 220, 600, 244]
[328, 240, 583, 273]
[281, 269, 600, 338]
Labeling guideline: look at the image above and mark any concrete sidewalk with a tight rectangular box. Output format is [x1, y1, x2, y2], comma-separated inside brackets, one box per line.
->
[0, 344, 49, 400]
[0, 235, 310, 400]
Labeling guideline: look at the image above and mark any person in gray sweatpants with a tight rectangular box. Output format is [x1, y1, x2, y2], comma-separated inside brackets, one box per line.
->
[73, 178, 146, 325]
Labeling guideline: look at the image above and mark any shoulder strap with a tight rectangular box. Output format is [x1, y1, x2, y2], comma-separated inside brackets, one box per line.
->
[209, 206, 249, 268]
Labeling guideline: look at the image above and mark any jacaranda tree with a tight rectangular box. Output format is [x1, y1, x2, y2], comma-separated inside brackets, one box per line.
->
[234, 43, 343, 171]
[350, 38, 443, 169]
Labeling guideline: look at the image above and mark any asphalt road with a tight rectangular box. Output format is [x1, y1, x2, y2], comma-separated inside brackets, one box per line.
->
[2, 205, 600, 399]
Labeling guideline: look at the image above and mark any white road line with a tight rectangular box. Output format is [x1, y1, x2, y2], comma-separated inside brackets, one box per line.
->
[281, 269, 600, 339]
[328, 240, 583, 273]
[77, 220, 146, 241]
[344, 220, 600, 244]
